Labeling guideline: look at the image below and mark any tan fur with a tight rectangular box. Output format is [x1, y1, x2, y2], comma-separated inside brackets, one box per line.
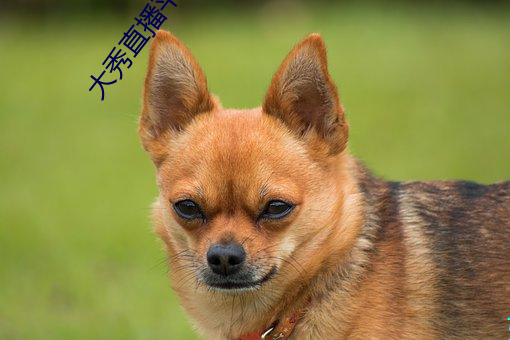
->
[140, 31, 510, 339]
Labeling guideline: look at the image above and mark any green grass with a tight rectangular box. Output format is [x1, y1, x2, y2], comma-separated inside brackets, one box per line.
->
[0, 4, 509, 339]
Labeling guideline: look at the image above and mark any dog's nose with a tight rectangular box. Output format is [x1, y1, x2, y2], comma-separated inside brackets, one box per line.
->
[207, 243, 246, 276]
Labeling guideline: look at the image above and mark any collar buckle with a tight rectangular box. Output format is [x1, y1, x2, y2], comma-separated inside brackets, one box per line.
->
[260, 326, 275, 339]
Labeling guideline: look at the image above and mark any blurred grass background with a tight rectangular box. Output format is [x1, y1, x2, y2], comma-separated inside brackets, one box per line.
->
[0, 1, 509, 339]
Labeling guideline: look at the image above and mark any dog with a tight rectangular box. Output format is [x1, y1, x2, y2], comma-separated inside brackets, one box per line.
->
[138, 30, 510, 339]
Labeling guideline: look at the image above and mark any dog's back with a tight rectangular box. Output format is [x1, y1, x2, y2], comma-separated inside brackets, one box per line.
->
[353, 168, 510, 338]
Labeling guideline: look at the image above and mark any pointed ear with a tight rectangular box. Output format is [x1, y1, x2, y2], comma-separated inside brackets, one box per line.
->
[139, 30, 217, 150]
[263, 34, 348, 154]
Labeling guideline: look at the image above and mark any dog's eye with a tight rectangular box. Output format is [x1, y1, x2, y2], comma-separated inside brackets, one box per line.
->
[173, 200, 204, 221]
[260, 200, 294, 220]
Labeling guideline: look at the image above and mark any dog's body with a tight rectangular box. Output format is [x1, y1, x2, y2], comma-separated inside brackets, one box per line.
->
[139, 31, 510, 339]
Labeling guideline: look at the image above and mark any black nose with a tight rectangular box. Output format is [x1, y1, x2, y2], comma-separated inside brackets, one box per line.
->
[207, 243, 246, 276]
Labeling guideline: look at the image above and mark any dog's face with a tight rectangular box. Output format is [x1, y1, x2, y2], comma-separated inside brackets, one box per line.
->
[139, 31, 356, 294]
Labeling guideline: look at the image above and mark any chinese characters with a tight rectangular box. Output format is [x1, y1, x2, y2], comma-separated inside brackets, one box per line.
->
[89, 0, 177, 101]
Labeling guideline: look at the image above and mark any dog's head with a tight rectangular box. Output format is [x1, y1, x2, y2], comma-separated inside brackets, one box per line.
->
[140, 31, 358, 294]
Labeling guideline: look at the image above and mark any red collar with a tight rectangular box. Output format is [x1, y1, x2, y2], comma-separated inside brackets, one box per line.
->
[239, 312, 300, 340]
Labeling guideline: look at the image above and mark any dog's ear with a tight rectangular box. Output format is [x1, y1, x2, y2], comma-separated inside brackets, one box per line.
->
[139, 30, 216, 153]
[263, 34, 348, 154]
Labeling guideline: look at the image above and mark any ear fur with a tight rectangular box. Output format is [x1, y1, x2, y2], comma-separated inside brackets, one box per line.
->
[263, 34, 348, 154]
[139, 30, 216, 151]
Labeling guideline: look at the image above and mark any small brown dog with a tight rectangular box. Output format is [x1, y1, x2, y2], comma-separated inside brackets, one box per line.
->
[139, 30, 510, 339]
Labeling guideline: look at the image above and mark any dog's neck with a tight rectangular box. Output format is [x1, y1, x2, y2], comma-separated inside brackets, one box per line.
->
[239, 309, 303, 340]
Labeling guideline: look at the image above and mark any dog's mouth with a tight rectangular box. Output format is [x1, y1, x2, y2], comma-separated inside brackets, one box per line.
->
[205, 265, 277, 291]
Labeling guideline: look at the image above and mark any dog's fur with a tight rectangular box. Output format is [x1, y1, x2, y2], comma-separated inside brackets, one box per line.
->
[139, 30, 510, 339]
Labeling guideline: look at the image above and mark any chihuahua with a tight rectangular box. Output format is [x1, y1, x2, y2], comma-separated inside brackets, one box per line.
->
[138, 30, 510, 339]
